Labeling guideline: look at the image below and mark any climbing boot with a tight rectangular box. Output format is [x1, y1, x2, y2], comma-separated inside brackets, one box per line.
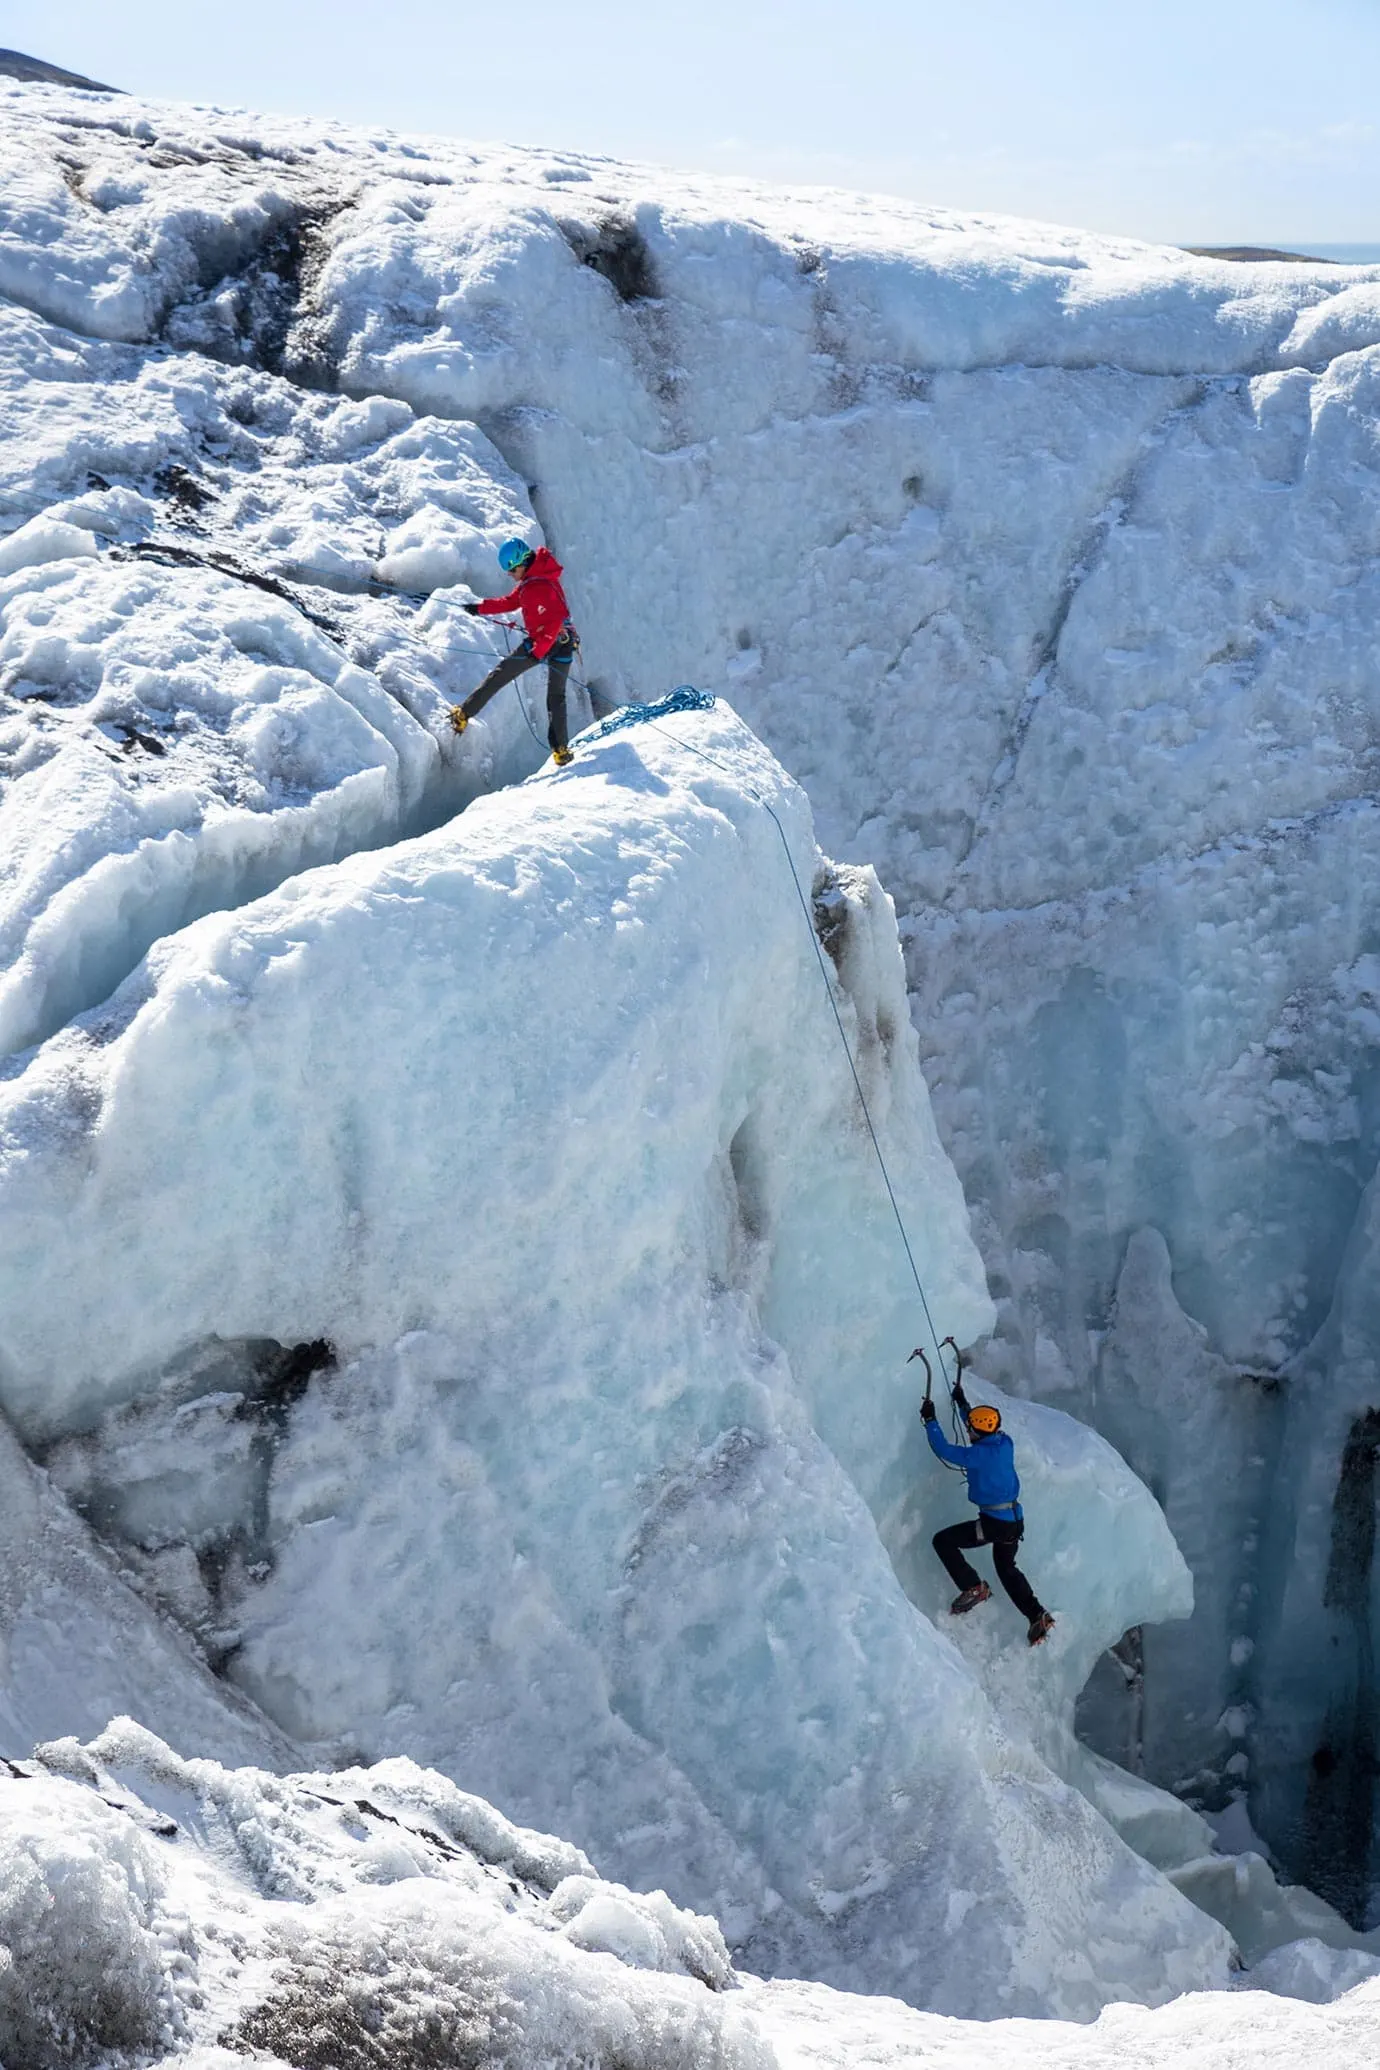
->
[449, 705, 469, 736]
[552, 745, 574, 767]
[1027, 1611, 1055, 1647]
[950, 1582, 992, 1616]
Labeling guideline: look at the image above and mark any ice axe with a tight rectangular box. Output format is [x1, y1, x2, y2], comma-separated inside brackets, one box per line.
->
[909, 1337, 967, 1407]
[940, 1334, 965, 1391]
[907, 1345, 934, 1407]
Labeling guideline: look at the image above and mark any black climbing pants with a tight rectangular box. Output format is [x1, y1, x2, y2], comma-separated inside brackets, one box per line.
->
[933, 1515, 1045, 1622]
[461, 629, 576, 752]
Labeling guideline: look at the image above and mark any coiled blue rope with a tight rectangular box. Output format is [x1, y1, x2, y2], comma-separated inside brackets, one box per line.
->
[588, 685, 717, 740]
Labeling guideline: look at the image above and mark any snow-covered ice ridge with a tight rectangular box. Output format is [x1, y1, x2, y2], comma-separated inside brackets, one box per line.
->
[3, 68, 1380, 2050]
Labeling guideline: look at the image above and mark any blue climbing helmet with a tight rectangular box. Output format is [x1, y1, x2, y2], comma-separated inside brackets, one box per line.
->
[498, 537, 535, 575]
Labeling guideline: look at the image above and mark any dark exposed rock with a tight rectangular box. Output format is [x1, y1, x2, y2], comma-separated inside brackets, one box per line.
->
[1184, 246, 1335, 265]
[161, 202, 344, 391]
[560, 215, 658, 303]
[0, 47, 120, 93]
[153, 462, 215, 513]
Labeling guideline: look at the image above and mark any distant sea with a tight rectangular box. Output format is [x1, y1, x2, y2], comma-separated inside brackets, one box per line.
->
[1297, 243, 1380, 264]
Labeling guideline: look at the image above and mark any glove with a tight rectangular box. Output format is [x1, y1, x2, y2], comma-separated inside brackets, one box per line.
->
[463, 601, 482, 616]
[920, 1397, 937, 1424]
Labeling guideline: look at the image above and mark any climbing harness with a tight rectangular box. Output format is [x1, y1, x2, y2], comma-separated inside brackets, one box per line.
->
[452, 620, 595, 757]
[446, 621, 552, 754]
[595, 687, 955, 1379]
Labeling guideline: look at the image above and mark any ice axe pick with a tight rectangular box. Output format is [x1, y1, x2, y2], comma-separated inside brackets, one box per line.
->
[907, 1345, 934, 1405]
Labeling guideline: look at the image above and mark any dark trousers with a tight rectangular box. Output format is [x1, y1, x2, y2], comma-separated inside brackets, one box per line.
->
[933, 1515, 1045, 1622]
[461, 630, 575, 752]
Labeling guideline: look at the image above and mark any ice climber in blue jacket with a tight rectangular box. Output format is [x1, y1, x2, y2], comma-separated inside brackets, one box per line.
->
[922, 1375, 1055, 1645]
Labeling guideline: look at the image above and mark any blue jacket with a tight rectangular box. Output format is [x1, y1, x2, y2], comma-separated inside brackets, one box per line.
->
[926, 1421, 1023, 1521]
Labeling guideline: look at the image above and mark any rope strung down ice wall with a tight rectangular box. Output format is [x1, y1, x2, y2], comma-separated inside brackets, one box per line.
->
[586, 686, 956, 1368]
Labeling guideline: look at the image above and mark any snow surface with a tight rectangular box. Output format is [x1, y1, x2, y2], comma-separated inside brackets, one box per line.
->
[3, 67, 1380, 2051]
[0, 291, 559, 1060]
[745, 1970, 1380, 2068]
[2, 1726, 1377, 2070]
[0, 1722, 773, 2070]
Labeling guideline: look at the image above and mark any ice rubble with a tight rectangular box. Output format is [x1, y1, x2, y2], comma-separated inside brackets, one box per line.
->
[0, 67, 1379, 2032]
[1, 1727, 1377, 2070]
[0, 1720, 773, 2070]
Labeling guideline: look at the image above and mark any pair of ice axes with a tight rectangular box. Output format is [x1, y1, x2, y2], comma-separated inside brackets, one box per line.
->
[907, 1335, 964, 1405]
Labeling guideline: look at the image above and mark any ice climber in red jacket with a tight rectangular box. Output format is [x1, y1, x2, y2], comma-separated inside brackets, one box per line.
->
[450, 538, 579, 765]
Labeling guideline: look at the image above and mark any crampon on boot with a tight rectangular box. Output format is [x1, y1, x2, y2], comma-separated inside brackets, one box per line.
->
[552, 745, 573, 767]
[1027, 1611, 1055, 1647]
[950, 1582, 992, 1616]
[449, 706, 469, 736]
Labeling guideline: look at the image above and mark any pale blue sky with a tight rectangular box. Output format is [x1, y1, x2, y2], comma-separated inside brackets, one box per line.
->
[14, 0, 1380, 245]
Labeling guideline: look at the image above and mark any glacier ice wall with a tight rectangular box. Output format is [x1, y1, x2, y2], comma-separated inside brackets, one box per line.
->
[0, 299, 563, 1060]
[0, 1401, 292, 1771]
[0, 696, 1236, 2014]
[5, 70, 1380, 1985]
[68, 90, 1376, 1905]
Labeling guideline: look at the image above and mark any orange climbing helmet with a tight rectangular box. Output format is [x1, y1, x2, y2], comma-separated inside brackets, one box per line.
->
[966, 1403, 1002, 1437]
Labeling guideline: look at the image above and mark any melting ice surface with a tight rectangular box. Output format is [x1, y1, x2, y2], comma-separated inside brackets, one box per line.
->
[2, 65, 1380, 2064]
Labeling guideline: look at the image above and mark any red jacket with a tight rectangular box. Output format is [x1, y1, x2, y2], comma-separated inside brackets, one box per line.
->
[475, 547, 572, 659]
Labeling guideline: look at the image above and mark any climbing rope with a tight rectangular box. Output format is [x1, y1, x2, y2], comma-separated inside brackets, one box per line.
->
[499, 625, 552, 754]
[590, 686, 716, 736]
[589, 688, 952, 1376]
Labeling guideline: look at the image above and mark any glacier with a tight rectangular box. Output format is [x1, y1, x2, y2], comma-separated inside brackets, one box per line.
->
[3, 60, 1380, 2062]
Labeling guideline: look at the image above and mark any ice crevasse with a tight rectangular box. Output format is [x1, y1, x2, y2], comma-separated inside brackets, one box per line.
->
[0, 696, 1233, 2018]
[8, 71, 1380, 2043]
